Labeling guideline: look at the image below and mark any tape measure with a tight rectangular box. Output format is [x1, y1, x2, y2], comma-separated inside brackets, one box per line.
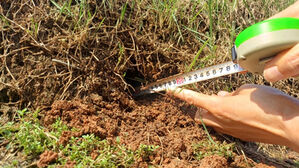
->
[136, 17, 299, 96]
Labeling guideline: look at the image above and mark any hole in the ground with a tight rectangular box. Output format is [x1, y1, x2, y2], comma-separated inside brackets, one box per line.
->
[0, 88, 9, 103]
[124, 66, 164, 99]
[124, 68, 145, 89]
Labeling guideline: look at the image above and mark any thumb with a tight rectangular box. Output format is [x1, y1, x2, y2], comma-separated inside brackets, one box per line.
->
[263, 43, 299, 82]
[167, 88, 218, 112]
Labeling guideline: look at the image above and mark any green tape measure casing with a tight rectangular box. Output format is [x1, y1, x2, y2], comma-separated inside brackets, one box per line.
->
[235, 17, 299, 74]
[235, 17, 299, 47]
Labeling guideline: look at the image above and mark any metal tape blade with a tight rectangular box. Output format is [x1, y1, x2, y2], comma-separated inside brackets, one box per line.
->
[136, 61, 245, 96]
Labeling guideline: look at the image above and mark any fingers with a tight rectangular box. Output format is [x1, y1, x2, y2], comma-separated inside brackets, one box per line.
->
[201, 118, 222, 128]
[167, 88, 225, 129]
[270, 0, 299, 18]
[167, 88, 218, 112]
[264, 43, 299, 82]
[193, 108, 223, 128]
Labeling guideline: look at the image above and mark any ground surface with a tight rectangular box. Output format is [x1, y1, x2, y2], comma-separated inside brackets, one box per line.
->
[0, 0, 299, 167]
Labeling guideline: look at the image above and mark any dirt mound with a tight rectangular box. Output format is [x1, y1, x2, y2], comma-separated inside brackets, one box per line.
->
[43, 95, 204, 166]
[41, 97, 279, 167]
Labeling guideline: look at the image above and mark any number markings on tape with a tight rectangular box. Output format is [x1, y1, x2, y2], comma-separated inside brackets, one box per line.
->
[144, 61, 244, 93]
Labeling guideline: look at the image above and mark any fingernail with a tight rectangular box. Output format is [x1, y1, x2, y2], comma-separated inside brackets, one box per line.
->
[264, 66, 284, 82]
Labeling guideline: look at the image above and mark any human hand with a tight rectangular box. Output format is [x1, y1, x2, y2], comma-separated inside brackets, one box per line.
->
[264, 0, 299, 82]
[168, 84, 299, 152]
[270, 0, 299, 19]
[264, 43, 299, 82]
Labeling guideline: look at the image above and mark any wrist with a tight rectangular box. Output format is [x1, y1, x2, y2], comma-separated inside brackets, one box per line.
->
[286, 127, 299, 152]
[284, 101, 299, 152]
[286, 121, 299, 152]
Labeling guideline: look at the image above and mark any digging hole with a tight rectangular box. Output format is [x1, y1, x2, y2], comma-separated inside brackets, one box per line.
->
[0, 88, 9, 103]
[124, 68, 145, 90]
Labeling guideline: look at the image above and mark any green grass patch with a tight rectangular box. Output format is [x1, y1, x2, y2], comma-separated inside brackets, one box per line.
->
[0, 109, 159, 167]
[193, 139, 235, 160]
[192, 118, 235, 160]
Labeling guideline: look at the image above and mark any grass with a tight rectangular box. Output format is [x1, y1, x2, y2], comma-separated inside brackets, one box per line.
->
[50, 0, 73, 17]
[50, 0, 94, 32]
[1, 109, 234, 167]
[44, 0, 297, 74]
[186, 39, 209, 72]
[193, 139, 235, 160]
[0, 109, 159, 167]
[117, 2, 128, 27]
[207, 0, 214, 46]
[192, 117, 235, 160]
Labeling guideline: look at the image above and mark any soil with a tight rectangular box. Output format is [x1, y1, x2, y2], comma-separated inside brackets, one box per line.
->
[39, 96, 291, 167]
[1, 0, 299, 167]
[43, 97, 205, 166]
[37, 151, 58, 167]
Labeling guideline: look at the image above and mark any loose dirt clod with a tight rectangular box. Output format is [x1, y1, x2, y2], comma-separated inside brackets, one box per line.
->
[199, 155, 228, 168]
[37, 151, 58, 168]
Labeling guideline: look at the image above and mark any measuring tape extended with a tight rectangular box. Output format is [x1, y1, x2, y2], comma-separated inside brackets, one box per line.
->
[136, 17, 299, 96]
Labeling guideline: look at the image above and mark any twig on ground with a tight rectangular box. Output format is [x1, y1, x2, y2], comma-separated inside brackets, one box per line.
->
[90, 51, 99, 62]
[1, 15, 51, 53]
[155, 132, 164, 165]
[59, 75, 81, 100]
[4, 59, 18, 89]
[31, 0, 36, 7]
[0, 47, 31, 58]
[114, 72, 135, 92]
[52, 59, 81, 70]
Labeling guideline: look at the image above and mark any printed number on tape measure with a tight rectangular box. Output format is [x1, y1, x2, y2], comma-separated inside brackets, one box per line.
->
[148, 62, 243, 92]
